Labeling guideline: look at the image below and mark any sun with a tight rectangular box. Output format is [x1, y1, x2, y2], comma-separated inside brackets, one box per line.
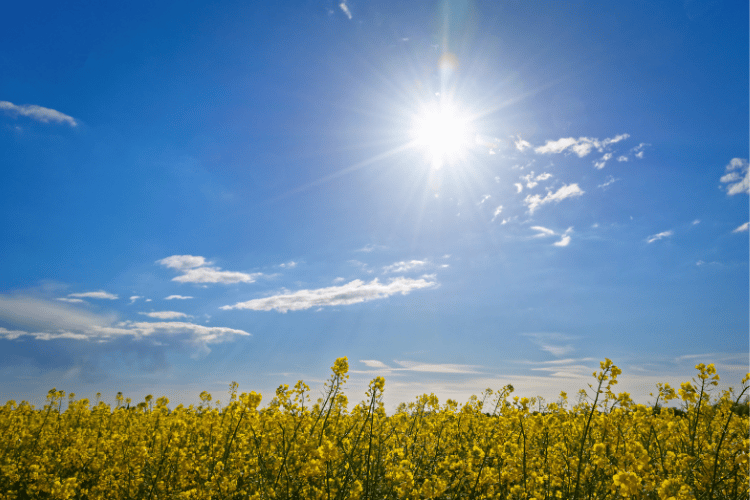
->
[411, 100, 474, 169]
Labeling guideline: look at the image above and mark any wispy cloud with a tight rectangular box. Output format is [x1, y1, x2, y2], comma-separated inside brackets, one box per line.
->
[513, 135, 532, 151]
[383, 260, 427, 273]
[631, 143, 648, 159]
[554, 234, 571, 247]
[531, 226, 556, 237]
[594, 153, 612, 170]
[360, 359, 391, 369]
[156, 255, 262, 284]
[68, 290, 119, 300]
[221, 277, 437, 313]
[514, 183, 523, 193]
[139, 311, 191, 320]
[57, 297, 86, 304]
[491, 205, 503, 222]
[535, 134, 629, 157]
[392, 360, 481, 374]
[0, 295, 249, 350]
[524, 184, 584, 213]
[279, 261, 297, 269]
[531, 226, 573, 246]
[646, 230, 673, 243]
[520, 171, 553, 189]
[732, 222, 749, 233]
[165, 295, 193, 300]
[597, 175, 619, 189]
[354, 359, 481, 374]
[356, 244, 387, 253]
[0, 100, 78, 126]
[523, 332, 577, 357]
[339, 0, 352, 19]
[720, 158, 749, 195]
[129, 295, 144, 304]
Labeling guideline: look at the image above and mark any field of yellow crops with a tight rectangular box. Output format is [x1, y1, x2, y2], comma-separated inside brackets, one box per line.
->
[0, 358, 747, 500]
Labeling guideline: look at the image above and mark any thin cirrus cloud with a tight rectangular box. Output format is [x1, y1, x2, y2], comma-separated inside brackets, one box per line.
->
[594, 153, 612, 170]
[531, 226, 573, 247]
[0, 295, 249, 351]
[732, 222, 749, 233]
[520, 171, 553, 189]
[67, 290, 119, 300]
[720, 158, 749, 195]
[0, 100, 78, 127]
[165, 295, 193, 300]
[221, 277, 437, 313]
[646, 230, 673, 244]
[523, 332, 577, 357]
[534, 133, 629, 158]
[139, 311, 191, 320]
[524, 184, 584, 214]
[339, 0, 352, 19]
[156, 255, 263, 284]
[355, 359, 481, 374]
[382, 260, 427, 273]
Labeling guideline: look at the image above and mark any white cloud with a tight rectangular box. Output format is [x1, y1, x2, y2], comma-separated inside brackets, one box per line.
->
[535, 134, 630, 157]
[514, 183, 523, 193]
[491, 205, 503, 222]
[339, 1, 352, 19]
[129, 295, 144, 304]
[520, 171, 553, 189]
[0, 100, 78, 126]
[157, 255, 262, 284]
[156, 255, 207, 271]
[165, 295, 193, 300]
[530, 226, 572, 246]
[392, 360, 481, 374]
[383, 260, 427, 273]
[332, 277, 346, 283]
[535, 137, 578, 155]
[617, 156, 628, 162]
[720, 158, 749, 195]
[68, 290, 118, 300]
[646, 230, 674, 243]
[221, 277, 437, 313]
[0, 295, 249, 348]
[594, 153, 612, 169]
[357, 244, 387, 253]
[732, 222, 749, 233]
[57, 298, 86, 304]
[513, 136, 532, 151]
[522, 332, 577, 357]
[172, 267, 262, 284]
[279, 261, 297, 269]
[631, 143, 648, 159]
[554, 235, 571, 247]
[597, 175, 619, 189]
[478, 194, 491, 205]
[524, 183, 584, 213]
[531, 226, 556, 237]
[139, 311, 190, 320]
[360, 359, 391, 369]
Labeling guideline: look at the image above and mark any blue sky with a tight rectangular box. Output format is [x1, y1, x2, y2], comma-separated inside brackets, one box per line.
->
[1, 0, 747, 411]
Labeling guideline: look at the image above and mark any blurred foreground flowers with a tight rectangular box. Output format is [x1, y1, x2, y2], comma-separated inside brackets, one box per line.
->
[0, 359, 747, 499]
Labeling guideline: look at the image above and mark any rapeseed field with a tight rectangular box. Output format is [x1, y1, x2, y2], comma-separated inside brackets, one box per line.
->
[0, 358, 747, 499]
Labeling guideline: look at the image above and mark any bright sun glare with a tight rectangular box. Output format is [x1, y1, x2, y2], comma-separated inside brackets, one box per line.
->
[411, 101, 474, 169]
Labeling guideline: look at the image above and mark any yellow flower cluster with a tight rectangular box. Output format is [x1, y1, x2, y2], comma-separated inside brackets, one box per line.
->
[0, 359, 747, 499]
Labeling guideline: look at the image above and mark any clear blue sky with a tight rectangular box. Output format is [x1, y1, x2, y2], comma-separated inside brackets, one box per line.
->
[1, 0, 747, 411]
